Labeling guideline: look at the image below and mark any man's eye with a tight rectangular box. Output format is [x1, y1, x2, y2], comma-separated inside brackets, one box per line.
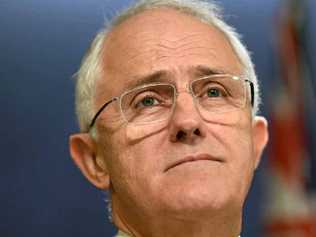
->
[200, 85, 227, 98]
[207, 88, 222, 97]
[141, 97, 157, 106]
[136, 96, 159, 108]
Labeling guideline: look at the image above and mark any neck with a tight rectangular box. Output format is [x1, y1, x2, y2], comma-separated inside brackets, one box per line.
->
[112, 198, 242, 237]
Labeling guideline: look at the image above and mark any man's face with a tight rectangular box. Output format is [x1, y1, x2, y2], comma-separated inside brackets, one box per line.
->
[91, 8, 267, 221]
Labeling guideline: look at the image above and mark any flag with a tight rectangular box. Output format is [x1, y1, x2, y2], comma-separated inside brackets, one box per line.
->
[263, 0, 316, 236]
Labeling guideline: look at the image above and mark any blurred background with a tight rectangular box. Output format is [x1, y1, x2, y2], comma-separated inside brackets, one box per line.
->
[1, 0, 315, 236]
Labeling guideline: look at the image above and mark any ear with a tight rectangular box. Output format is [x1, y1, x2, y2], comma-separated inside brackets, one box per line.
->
[252, 116, 269, 169]
[69, 133, 110, 190]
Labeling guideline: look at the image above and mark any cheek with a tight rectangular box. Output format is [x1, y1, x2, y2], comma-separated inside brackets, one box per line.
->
[97, 128, 133, 187]
[206, 117, 256, 189]
[104, 129, 169, 211]
[122, 122, 171, 174]
[208, 111, 254, 163]
[125, 121, 168, 142]
[229, 129, 256, 198]
[228, 127, 255, 175]
[105, 126, 164, 189]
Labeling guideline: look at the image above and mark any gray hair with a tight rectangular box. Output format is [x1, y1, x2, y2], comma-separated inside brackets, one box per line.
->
[75, 0, 260, 132]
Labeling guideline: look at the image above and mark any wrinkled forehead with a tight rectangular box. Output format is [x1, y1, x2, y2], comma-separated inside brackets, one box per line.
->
[97, 8, 242, 98]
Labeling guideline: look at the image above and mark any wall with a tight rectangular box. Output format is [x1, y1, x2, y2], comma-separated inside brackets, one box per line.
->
[1, 0, 315, 236]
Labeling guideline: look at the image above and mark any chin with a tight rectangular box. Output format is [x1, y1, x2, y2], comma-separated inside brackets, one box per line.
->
[155, 180, 239, 219]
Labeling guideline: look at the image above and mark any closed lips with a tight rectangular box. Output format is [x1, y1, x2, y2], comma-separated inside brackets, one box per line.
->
[165, 153, 224, 172]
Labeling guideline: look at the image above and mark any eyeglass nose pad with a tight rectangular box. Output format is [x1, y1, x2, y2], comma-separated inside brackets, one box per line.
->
[173, 87, 199, 107]
[171, 90, 202, 123]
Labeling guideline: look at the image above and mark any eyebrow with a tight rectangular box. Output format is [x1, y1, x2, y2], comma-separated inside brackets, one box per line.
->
[126, 71, 173, 90]
[125, 65, 228, 90]
[191, 65, 228, 77]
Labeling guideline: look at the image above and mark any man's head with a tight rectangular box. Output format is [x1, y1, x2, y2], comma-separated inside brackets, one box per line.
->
[69, 1, 268, 236]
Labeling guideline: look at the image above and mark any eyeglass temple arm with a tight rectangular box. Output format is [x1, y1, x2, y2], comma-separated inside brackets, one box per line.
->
[88, 80, 255, 130]
[246, 80, 254, 107]
[89, 97, 118, 129]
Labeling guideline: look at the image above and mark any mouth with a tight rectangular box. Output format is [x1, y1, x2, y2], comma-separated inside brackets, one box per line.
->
[165, 153, 224, 172]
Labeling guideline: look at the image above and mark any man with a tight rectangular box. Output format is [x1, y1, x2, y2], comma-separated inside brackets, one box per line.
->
[69, 0, 269, 236]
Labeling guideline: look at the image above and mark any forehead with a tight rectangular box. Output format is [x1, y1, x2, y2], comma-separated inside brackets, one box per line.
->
[97, 8, 242, 99]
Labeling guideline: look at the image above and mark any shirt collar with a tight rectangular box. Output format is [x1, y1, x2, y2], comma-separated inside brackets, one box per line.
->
[115, 230, 131, 237]
[115, 230, 240, 237]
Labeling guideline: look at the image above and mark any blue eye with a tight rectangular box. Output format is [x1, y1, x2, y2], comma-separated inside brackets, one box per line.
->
[207, 88, 221, 97]
[141, 97, 156, 106]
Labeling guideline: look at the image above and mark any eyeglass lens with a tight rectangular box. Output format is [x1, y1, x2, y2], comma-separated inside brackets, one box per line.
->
[120, 75, 246, 124]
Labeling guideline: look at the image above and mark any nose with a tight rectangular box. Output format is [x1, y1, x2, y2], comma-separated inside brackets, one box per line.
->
[169, 92, 206, 143]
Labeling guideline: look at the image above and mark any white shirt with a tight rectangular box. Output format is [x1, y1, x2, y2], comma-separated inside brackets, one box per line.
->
[115, 230, 241, 237]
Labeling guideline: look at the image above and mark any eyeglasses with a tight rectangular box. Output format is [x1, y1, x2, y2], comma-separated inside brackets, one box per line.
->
[89, 74, 254, 129]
